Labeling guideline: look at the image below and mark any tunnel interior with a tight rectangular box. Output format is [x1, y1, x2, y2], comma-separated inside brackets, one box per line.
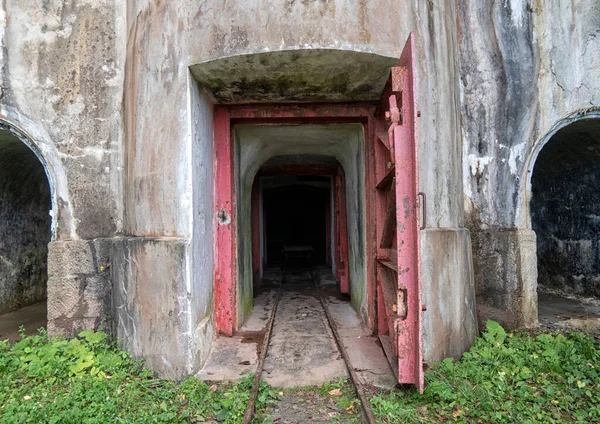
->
[0, 129, 51, 320]
[261, 175, 331, 268]
[531, 118, 600, 297]
[235, 123, 367, 325]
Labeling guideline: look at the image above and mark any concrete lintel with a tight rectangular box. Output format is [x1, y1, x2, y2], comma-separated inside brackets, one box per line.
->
[190, 49, 398, 104]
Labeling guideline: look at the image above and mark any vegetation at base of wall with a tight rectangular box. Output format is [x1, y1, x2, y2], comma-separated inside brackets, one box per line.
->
[370, 320, 600, 423]
[0, 328, 278, 424]
[2, 323, 599, 423]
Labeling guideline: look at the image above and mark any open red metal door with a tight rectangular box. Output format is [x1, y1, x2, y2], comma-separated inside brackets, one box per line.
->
[374, 33, 424, 392]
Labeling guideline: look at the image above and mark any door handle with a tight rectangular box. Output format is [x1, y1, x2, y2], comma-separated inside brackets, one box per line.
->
[418, 192, 426, 230]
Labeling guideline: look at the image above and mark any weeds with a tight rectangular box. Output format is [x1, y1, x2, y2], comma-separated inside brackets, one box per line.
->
[371, 320, 600, 423]
[2, 322, 598, 423]
[0, 329, 272, 423]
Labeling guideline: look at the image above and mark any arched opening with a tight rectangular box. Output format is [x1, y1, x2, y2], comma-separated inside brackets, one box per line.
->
[0, 129, 52, 341]
[531, 117, 600, 328]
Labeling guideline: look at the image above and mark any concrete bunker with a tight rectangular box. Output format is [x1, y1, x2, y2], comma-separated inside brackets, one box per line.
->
[0, 127, 51, 335]
[531, 116, 600, 324]
[236, 124, 367, 324]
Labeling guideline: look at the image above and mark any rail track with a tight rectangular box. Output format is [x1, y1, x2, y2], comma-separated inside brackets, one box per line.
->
[242, 267, 377, 424]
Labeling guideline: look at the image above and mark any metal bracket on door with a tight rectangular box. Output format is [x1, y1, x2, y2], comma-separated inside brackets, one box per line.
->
[418, 192, 426, 230]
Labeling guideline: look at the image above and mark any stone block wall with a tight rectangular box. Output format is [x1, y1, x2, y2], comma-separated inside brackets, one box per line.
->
[47, 239, 113, 336]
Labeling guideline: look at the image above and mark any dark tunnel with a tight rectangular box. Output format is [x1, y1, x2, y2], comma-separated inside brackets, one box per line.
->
[262, 178, 330, 268]
[531, 118, 600, 297]
[0, 130, 51, 316]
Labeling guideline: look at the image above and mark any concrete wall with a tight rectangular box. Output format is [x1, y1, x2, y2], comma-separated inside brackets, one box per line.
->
[459, 0, 600, 328]
[0, 131, 51, 314]
[0, 1, 125, 334]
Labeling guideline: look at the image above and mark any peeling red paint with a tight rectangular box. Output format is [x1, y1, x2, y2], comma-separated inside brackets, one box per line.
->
[373, 34, 423, 392]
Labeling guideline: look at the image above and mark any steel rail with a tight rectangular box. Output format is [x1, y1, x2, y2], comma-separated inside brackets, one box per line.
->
[243, 267, 377, 424]
[242, 271, 283, 424]
[312, 269, 378, 424]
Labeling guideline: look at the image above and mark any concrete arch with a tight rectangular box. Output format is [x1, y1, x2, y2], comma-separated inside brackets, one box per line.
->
[0, 120, 56, 239]
[519, 107, 600, 230]
[191, 49, 398, 104]
[0, 116, 73, 240]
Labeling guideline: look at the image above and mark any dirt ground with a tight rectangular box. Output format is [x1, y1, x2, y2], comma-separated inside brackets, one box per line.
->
[258, 380, 364, 424]
[0, 300, 46, 342]
[537, 287, 600, 334]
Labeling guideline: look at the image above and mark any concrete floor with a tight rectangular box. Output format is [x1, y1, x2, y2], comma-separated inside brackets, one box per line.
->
[0, 300, 47, 342]
[197, 267, 396, 389]
[538, 290, 600, 332]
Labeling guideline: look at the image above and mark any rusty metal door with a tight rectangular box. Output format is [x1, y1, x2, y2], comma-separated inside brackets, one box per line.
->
[373, 33, 424, 392]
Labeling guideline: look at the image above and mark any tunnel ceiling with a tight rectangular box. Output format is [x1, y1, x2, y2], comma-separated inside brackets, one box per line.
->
[262, 154, 339, 168]
[0, 130, 42, 172]
[191, 49, 398, 104]
[534, 118, 600, 179]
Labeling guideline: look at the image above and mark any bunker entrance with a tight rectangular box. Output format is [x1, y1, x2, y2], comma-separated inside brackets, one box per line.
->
[0, 129, 51, 341]
[531, 118, 600, 329]
[250, 154, 351, 295]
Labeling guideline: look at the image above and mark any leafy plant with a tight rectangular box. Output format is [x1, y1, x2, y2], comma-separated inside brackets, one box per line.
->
[370, 320, 600, 423]
[0, 329, 272, 424]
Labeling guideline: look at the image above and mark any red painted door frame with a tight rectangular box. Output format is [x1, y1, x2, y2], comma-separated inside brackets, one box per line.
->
[213, 103, 377, 337]
[213, 107, 236, 336]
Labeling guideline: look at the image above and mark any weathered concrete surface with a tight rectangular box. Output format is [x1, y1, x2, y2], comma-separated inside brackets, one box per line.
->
[314, 268, 396, 389]
[264, 278, 347, 387]
[189, 77, 215, 371]
[459, 1, 600, 329]
[199, 267, 395, 388]
[0, 300, 46, 342]
[123, 0, 466, 237]
[0, 1, 125, 342]
[236, 124, 366, 324]
[197, 289, 275, 381]
[112, 237, 207, 379]
[47, 239, 113, 337]
[0, 1, 125, 240]
[191, 50, 398, 103]
[122, 0, 472, 376]
[0, 131, 51, 314]
[421, 228, 479, 361]
[470, 228, 538, 329]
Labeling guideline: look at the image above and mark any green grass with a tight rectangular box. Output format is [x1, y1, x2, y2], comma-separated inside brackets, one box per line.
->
[0, 328, 276, 423]
[370, 320, 600, 423]
[2, 322, 598, 423]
